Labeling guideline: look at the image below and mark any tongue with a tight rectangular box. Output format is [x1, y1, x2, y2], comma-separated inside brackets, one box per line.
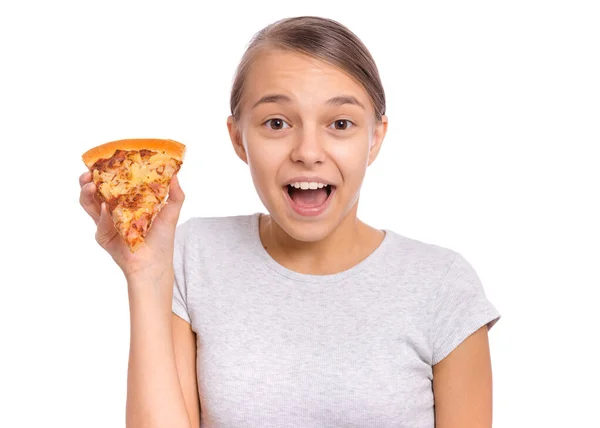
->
[289, 188, 328, 206]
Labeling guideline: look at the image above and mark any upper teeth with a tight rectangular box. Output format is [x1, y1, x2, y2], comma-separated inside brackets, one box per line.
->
[289, 182, 328, 189]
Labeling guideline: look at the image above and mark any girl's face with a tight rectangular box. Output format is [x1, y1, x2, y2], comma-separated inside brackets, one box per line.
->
[228, 49, 388, 242]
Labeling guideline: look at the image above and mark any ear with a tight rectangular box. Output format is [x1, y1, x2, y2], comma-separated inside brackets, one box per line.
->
[227, 115, 248, 164]
[367, 114, 388, 166]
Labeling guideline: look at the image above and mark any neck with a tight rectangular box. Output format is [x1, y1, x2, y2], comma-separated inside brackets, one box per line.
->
[259, 204, 384, 275]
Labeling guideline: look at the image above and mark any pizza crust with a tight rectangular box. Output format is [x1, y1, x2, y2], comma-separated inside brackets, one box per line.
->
[82, 138, 186, 168]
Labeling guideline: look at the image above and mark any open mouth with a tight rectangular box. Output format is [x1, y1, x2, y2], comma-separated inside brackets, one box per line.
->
[285, 183, 333, 207]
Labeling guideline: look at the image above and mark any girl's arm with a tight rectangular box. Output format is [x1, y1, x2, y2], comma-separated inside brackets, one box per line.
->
[79, 170, 196, 427]
[125, 275, 195, 428]
[172, 313, 201, 427]
[432, 326, 494, 428]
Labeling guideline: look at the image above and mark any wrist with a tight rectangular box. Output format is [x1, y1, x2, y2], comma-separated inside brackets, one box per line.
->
[126, 267, 175, 292]
[126, 268, 175, 316]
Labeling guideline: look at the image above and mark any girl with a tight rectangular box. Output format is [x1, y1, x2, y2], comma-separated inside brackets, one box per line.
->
[79, 16, 500, 428]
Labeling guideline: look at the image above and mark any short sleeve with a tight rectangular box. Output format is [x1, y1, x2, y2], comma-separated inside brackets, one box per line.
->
[431, 252, 500, 365]
[172, 221, 191, 324]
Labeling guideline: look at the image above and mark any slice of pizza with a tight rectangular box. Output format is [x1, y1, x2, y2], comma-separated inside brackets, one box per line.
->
[82, 138, 185, 253]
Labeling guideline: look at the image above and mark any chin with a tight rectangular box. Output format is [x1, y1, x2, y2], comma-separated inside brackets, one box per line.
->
[266, 198, 348, 244]
[276, 216, 336, 243]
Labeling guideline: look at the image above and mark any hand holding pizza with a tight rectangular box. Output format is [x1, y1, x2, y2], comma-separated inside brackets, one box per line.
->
[78, 139, 186, 281]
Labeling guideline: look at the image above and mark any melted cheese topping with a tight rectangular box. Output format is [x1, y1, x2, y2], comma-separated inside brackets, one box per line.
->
[90, 149, 182, 251]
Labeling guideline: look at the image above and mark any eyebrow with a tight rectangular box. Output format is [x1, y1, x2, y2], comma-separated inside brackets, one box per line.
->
[252, 94, 292, 109]
[251, 94, 365, 110]
[326, 95, 365, 109]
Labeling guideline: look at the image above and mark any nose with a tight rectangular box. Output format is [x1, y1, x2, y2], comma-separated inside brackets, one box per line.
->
[290, 128, 326, 166]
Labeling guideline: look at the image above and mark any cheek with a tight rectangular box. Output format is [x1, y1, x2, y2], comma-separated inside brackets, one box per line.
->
[329, 138, 371, 182]
[244, 137, 283, 191]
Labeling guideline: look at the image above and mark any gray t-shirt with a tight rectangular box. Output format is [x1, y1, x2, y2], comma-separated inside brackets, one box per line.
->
[172, 213, 500, 428]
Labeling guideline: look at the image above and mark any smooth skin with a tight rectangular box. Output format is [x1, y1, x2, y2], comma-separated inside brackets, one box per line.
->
[79, 48, 493, 428]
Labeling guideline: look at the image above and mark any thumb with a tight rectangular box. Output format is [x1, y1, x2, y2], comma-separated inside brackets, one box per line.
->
[158, 174, 185, 226]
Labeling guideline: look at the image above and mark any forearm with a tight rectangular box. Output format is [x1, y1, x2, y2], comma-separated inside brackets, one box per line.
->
[125, 271, 191, 428]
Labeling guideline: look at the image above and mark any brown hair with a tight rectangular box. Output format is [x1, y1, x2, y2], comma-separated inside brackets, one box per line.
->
[229, 16, 386, 122]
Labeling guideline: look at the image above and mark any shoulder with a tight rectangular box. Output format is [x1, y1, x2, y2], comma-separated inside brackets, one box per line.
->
[375, 229, 490, 302]
[381, 229, 489, 298]
[174, 212, 258, 254]
[176, 212, 256, 243]
[382, 230, 500, 364]
[379, 229, 459, 278]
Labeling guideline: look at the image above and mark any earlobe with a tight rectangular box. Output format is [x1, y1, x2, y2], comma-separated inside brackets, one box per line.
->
[227, 115, 248, 164]
[367, 115, 388, 166]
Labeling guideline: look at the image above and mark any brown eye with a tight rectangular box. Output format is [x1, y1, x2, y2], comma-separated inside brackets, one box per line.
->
[331, 119, 353, 130]
[265, 118, 290, 130]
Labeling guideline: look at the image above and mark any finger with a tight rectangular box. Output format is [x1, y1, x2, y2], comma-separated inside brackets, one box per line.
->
[79, 182, 101, 224]
[79, 171, 92, 188]
[95, 202, 119, 248]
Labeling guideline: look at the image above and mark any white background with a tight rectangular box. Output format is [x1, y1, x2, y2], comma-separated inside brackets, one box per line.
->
[1, 0, 598, 426]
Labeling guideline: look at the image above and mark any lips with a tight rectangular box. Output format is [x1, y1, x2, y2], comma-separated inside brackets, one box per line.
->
[283, 183, 336, 217]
